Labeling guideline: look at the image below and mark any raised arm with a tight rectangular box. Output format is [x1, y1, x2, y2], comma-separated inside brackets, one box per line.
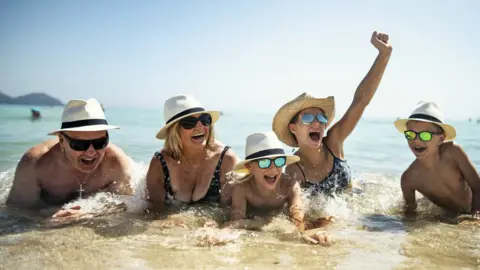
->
[6, 152, 42, 208]
[327, 31, 392, 147]
[451, 143, 480, 215]
[145, 156, 166, 213]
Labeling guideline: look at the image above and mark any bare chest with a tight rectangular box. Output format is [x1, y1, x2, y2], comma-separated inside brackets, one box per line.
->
[167, 160, 219, 202]
[38, 167, 109, 197]
[414, 162, 466, 195]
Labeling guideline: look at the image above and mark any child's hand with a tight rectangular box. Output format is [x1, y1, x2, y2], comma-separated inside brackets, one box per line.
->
[471, 195, 480, 218]
[302, 230, 335, 246]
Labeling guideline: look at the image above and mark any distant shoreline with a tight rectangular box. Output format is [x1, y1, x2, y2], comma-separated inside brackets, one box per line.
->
[0, 92, 63, 106]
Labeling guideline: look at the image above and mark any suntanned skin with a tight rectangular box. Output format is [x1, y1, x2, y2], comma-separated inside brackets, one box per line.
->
[146, 114, 238, 211]
[6, 131, 133, 219]
[287, 31, 392, 188]
[401, 121, 480, 217]
[227, 160, 334, 245]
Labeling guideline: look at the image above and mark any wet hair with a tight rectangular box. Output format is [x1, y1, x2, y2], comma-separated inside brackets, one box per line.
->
[163, 121, 216, 161]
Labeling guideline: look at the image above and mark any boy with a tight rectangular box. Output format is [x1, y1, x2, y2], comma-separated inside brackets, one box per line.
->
[394, 101, 480, 218]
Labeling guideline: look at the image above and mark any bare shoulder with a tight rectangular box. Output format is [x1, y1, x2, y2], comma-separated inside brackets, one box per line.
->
[285, 162, 303, 182]
[104, 143, 131, 170]
[401, 162, 418, 186]
[279, 173, 297, 189]
[440, 141, 465, 158]
[22, 139, 60, 168]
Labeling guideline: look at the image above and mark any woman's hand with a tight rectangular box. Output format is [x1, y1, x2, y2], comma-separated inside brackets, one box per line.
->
[371, 31, 392, 55]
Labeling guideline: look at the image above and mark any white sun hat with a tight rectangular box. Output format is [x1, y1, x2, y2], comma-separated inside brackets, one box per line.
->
[232, 131, 300, 173]
[48, 98, 119, 135]
[393, 101, 456, 141]
[156, 94, 221, 139]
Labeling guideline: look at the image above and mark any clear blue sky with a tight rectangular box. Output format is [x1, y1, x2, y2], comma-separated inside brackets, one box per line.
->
[1, 0, 479, 119]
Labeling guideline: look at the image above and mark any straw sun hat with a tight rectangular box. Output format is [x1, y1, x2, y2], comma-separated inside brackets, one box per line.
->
[272, 92, 335, 147]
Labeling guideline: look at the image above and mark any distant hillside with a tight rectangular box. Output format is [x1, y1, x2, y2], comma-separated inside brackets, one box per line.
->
[0, 92, 13, 103]
[0, 92, 63, 106]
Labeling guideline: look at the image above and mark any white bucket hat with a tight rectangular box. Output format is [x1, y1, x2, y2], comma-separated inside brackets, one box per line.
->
[156, 94, 220, 139]
[233, 132, 300, 173]
[272, 92, 335, 147]
[48, 98, 119, 135]
[393, 101, 456, 141]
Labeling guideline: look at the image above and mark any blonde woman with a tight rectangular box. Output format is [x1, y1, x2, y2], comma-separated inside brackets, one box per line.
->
[146, 95, 237, 211]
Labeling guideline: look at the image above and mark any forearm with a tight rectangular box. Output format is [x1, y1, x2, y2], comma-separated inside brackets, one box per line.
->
[354, 52, 392, 106]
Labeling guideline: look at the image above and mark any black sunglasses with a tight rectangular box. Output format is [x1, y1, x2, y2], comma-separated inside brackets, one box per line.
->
[61, 132, 109, 151]
[178, 113, 212, 129]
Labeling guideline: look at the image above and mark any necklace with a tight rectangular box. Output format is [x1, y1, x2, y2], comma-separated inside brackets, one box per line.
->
[73, 173, 93, 199]
[181, 150, 206, 172]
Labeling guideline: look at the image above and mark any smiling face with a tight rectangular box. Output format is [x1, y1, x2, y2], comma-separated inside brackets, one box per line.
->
[178, 113, 213, 150]
[288, 107, 328, 149]
[405, 120, 445, 159]
[59, 130, 109, 173]
[246, 156, 286, 191]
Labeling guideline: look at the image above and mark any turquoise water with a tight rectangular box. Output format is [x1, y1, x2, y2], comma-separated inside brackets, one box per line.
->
[1, 104, 480, 269]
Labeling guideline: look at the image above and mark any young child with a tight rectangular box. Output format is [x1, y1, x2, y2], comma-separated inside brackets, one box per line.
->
[394, 101, 480, 218]
[226, 132, 333, 245]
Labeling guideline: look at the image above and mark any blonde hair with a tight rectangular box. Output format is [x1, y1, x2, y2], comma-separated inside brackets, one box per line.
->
[163, 121, 216, 161]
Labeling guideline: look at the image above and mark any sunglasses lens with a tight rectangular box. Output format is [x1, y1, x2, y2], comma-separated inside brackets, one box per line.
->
[419, 131, 433, 141]
[301, 114, 315, 125]
[316, 114, 328, 124]
[179, 117, 198, 129]
[68, 137, 108, 151]
[199, 114, 212, 126]
[91, 137, 109, 149]
[274, 157, 286, 167]
[257, 159, 272, 169]
[405, 131, 416, 141]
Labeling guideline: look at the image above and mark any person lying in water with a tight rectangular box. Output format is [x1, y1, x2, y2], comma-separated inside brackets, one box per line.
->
[226, 132, 334, 245]
[6, 98, 133, 219]
[272, 31, 392, 195]
[146, 94, 237, 211]
[395, 101, 480, 219]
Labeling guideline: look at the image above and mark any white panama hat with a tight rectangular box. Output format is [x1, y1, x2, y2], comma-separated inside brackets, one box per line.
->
[156, 94, 220, 139]
[48, 98, 119, 135]
[393, 101, 456, 141]
[233, 131, 300, 173]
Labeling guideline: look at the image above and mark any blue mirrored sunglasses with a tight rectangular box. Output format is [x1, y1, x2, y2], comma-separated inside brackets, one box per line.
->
[301, 113, 328, 125]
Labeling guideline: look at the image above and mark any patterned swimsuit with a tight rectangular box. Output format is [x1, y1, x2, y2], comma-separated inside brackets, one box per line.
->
[154, 146, 231, 204]
[296, 144, 351, 194]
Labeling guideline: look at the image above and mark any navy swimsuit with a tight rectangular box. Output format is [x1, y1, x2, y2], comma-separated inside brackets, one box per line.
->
[154, 146, 231, 204]
[296, 144, 351, 194]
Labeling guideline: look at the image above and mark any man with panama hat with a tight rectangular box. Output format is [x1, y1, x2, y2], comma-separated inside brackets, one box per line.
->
[396, 101, 480, 219]
[7, 98, 133, 219]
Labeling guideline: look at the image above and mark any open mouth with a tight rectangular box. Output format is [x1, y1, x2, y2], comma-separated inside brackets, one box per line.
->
[308, 131, 321, 142]
[80, 157, 96, 165]
[412, 146, 427, 154]
[191, 133, 205, 142]
[263, 174, 278, 185]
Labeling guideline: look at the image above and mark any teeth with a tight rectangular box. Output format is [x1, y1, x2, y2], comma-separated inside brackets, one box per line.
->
[192, 134, 204, 137]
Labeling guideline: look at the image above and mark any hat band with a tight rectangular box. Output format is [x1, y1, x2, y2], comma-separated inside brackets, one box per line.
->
[61, 119, 108, 129]
[409, 113, 442, 123]
[166, 107, 205, 124]
[246, 148, 285, 160]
